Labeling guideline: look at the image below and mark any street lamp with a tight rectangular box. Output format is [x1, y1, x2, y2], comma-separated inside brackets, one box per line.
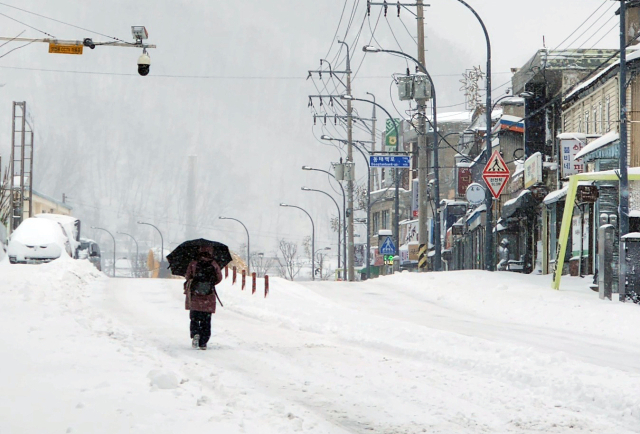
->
[91, 226, 115, 277]
[117, 232, 139, 278]
[137, 221, 165, 277]
[320, 135, 373, 279]
[338, 95, 402, 269]
[360, 45, 442, 272]
[302, 187, 341, 279]
[280, 203, 315, 281]
[302, 166, 347, 275]
[219, 216, 250, 275]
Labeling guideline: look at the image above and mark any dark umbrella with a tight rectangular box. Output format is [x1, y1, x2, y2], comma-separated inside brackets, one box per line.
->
[166, 238, 233, 276]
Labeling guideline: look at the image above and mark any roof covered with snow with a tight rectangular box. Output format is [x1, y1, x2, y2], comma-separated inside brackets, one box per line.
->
[575, 131, 619, 160]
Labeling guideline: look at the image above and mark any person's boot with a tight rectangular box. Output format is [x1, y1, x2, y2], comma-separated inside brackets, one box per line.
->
[192, 334, 200, 349]
[199, 345, 207, 350]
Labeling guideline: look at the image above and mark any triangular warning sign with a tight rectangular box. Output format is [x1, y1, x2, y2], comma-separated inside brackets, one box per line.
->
[483, 150, 509, 175]
[482, 173, 509, 198]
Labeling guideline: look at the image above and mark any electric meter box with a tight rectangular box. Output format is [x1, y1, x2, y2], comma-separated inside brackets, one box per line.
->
[333, 163, 344, 181]
[413, 73, 432, 101]
[343, 162, 355, 182]
[397, 76, 414, 101]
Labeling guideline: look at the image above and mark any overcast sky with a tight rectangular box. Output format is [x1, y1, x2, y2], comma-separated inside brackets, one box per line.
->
[0, 0, 620, 259]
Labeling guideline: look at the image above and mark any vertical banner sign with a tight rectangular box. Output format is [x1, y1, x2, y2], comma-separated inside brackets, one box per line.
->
[524, 152, 543, 188]
[385, 118, 400, 152]
[457, 166, 472, 196]
[412, 178, 419, 218]
[242, 269, 246, 290]
[560, 138, 585, 177]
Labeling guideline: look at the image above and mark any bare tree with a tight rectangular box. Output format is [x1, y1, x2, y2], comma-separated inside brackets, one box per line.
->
[0, 166, 11, 227]
[316, 251, 333, 280]
[276, 239, 302, 280]
[250, 252, 274, 277]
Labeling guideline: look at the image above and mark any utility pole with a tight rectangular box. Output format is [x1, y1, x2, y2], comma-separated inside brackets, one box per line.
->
[366, 92, 377, 278]
[619, 0, 630, 299]
[340, 40, 356, 282]
[416, 0, 429, 271]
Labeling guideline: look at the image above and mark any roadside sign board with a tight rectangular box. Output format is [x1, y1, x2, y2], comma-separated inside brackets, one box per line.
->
[48, 43, 83, 55]
[379, 236, 396, 255]
[482, 150, 510, 198]
[370, 155, 410, 168]
[465, 182, 485, 205]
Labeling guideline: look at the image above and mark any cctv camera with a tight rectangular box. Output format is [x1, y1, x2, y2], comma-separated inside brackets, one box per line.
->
[137, 53, 151, 76]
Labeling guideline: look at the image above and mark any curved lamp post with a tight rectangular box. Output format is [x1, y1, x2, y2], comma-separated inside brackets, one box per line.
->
[320, 135, 373, 279]
[117, 231, 139, 278]
[91, 226, 115, 277]
[302, 187, 341, 279]
[302, 166, 347, 276]
[137, 221, 165, 277]
[280, 203, 315, 281]
[361, 45, 442, 272]
[219, 216, 250, 275]
[340, 94, 402, 267]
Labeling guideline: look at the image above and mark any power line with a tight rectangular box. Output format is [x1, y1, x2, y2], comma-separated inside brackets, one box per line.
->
[552, 0, 608, 51]
[0, 39, 36, 60]
[0, 1, 132, 44]
[0, 11, 55, 37]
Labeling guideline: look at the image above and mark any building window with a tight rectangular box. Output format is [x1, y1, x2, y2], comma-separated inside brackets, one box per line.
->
[598, 102, 603, 135]
[593, 106, 597, 134]
[585, 111, 590, 134]
[381, 210, 390, 229]
[606, 96, 611, 132]
[373, 212, 380, 233]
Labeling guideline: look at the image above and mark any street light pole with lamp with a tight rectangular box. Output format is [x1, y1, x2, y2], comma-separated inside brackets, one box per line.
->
[137, 221, 165, 277]
[117, 232, 139, 278]
[302, 166, 347, 276]
[360, 45, 442, 271]
[91, 226, 116, 277]
[321, 135, 374, 279]
[219, 217, 250, 275]
[301, 187, 341, 279]
[279, 203, 315, 281]
[339, 94, 402, 267]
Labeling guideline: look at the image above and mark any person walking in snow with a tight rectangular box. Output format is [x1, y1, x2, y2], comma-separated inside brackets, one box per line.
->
[184, 245, 223, 350]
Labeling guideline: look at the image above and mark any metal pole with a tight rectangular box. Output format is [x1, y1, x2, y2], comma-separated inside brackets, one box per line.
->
[92, 226, 116, 277]
[302, 188, 341, 280]
[280, 204, 315, 280]
[339, 40, 355, 282]
[366, 92, 376, 279]
[219, 217, 250, 275]
[117, 232, 139, 278]
[619, 0, 629, 299]
[303, 166, 347, 276]
[454, 0, 494, 271]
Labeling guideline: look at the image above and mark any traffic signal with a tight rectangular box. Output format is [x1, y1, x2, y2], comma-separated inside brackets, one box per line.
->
[383, 255, 394, 265]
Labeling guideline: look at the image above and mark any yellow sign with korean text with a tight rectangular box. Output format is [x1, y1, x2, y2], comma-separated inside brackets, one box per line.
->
[48, 43, 83, 55]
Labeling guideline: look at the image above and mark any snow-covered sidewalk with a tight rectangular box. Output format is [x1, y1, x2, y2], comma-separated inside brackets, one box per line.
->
[1, 258, 639, 433]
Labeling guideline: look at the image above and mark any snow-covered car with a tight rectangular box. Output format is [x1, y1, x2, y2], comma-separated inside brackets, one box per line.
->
[78, 238, 102, 271]
[7, 218, 72, 264]
[114, 258, 133, 277]
[34, 214, 81, 258]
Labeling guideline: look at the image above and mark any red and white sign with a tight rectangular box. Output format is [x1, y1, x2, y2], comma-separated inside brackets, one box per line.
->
[482, 150, 510, 198]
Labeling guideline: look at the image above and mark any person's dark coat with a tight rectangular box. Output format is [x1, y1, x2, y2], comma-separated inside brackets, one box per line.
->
[184, 259, 222, 313]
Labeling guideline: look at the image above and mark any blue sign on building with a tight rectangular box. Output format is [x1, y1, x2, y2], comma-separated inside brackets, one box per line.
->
[369, 155, 411, 168]
[379, 237, 396, 255]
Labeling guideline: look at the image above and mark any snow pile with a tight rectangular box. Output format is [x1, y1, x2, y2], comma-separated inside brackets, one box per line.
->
[2, 259, 640, 433]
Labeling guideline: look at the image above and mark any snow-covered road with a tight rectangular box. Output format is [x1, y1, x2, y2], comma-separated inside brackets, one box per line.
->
[2, 259, 640, 433]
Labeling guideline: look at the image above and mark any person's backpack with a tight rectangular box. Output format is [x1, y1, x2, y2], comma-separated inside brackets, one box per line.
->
[191, 260, 215, 296]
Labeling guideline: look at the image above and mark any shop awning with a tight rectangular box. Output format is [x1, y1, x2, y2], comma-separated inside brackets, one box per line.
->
[502, 190, 536, 218]
[543, 181, 594, 205]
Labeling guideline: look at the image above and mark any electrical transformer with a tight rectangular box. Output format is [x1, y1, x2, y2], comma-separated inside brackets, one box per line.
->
[413, 73, 432, 101]
[397, 76, 414, 101]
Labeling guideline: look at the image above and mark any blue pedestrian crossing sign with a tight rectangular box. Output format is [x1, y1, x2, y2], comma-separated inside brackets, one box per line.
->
[380, 237, 396, 255]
